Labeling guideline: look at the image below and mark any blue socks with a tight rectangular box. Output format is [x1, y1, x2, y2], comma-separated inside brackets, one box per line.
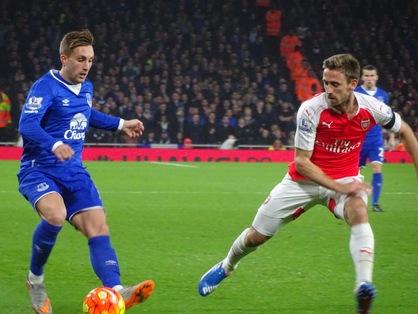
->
[30, 219, 62, 276]
[88, 235, 121, 287]
[30, 221, 121, 288]
[371, 173, 383, 205]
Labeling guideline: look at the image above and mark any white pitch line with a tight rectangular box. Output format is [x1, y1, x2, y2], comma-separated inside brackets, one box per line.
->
[147, 162, 199, 168]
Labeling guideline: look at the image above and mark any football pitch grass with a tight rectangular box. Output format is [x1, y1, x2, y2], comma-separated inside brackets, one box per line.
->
[0, 160, 416, 313]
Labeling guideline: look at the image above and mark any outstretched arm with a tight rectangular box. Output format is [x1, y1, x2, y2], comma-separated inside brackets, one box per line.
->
[89, 109, 144, 137]
[397, 120, 418, 194]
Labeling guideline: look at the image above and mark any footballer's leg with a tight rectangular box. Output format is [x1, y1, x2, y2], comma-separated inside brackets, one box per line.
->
[199, 177, 307, 296]
[26, 218, 62, 314]
[24, 187, 66, 314]
[72, 209, 123, 289]
[198, 228, 258, 297]
[75, 210, 155, 309]
[370, 161, 383, 212]
[343, 194, 376, 313]
[369, 144, 384, 212]
[69, 173, 127, 290]
[199, 217, 286, 296]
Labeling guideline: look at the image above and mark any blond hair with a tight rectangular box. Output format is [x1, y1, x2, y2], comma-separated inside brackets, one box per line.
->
[59, 29, 94, 56]
[322, 54, 360, 82]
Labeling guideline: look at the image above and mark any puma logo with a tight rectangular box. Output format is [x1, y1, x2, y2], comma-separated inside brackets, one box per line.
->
[322, 121, 333, 128]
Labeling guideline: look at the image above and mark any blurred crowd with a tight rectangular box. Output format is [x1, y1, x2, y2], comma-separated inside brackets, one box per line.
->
[0, 0, 417, 149]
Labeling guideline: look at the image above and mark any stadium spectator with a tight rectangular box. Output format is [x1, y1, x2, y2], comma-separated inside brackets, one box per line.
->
[257, 127, 274, 145]
[270, 124, 288, 145]
[253, 99, 268, 128]
[279, 29, 302, 62]
[118, 95, 135, 120]
[224, 107, 238, 128]
[182, 137, 193, 149]
[268, 138, 285, 150]
[264, 2, 282, 59]
[167, 91, 186, 120]
[242, 106, 258, 131]
[277, 101, 296, 133]
[155, 114, 175, 143]
[263, 102, 279, 127]
[139, 109, 156, 138]
[217, 115, 235, 143]
[203, 111, 220, 144]
[172, 107, 186, 136]
[141, 129, 157, 147]
[184, 112, 205, 144]
[276, 79, 294, 104]
[234, 116, 257, 145]
[0, 88, 12, 142]
[158, 130, 172, 144]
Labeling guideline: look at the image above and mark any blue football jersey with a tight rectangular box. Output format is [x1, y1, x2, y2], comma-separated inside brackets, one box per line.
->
[354, 85, 389, 143]
[19, 70, 121, 169]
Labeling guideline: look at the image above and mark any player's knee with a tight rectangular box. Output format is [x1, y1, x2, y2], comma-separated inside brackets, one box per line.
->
[89, 223, 110, 237]
[371, 163, 382, 173]
[71, 209, 109, 237]
[80, 222, 110, 238]
[36, 193, 67, 226]
[344, 202, 369, 225]
[246, 227, 270, 246]
[41, 209, 67, 226]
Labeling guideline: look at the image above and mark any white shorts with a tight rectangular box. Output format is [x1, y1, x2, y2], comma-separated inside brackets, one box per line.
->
[252, 173, 368, 237]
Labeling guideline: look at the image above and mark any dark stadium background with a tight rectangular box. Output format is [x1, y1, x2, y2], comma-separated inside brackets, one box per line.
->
[1, 0, 417, 148]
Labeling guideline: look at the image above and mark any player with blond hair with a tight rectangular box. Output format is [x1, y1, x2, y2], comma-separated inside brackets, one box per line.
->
[198, 54, 418, 314]
[19, 29, 154, 313]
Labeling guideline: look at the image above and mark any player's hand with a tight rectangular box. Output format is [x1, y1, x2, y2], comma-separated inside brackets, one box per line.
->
[54, 144, 74, 162]
[122, 119, 144, 137]
[337, 181, 372, 196]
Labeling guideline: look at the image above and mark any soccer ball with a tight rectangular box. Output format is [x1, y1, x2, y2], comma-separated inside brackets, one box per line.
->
[82, 287, 125, 314]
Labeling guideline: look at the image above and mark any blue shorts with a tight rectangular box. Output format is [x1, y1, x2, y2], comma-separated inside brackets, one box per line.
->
[359, 142, 384, 167]
[18, 165, 103, 221]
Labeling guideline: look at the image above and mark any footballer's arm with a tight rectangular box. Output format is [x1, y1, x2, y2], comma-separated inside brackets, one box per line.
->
[397, 120, 418, 180]
[294, 148, 371, 195]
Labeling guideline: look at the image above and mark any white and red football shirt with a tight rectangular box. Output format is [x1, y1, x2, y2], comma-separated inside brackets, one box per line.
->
[288, 92, 401, 180]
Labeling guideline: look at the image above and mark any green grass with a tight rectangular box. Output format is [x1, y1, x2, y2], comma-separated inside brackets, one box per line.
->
[0, 160, 417, 313]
